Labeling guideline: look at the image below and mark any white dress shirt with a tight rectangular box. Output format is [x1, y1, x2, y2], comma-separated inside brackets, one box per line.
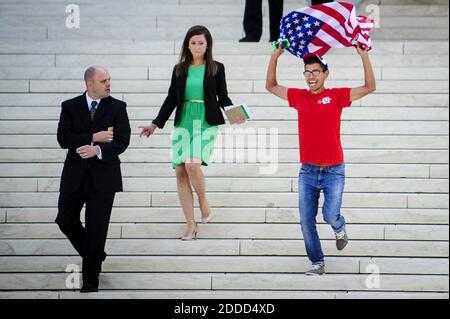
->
[86, 93, 103, 160]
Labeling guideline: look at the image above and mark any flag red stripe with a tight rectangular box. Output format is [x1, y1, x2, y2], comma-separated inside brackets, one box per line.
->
[311, 37, 332, 56]
[320, 23, 352, 46]
[316, 5, 356, 39]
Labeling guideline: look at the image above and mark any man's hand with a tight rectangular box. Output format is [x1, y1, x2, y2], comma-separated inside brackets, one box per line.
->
[93, 131, 114, 143]
[139, 123, 158, 138]
[236, 117, 246, 125]
[356, 46, 369, 57]
[272, 45, 285, 59]
[76, 145, 100, 159]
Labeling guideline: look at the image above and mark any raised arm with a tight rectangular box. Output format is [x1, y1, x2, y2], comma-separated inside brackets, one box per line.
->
[266, 46, 289, 101]
[350, 47, 377, 102]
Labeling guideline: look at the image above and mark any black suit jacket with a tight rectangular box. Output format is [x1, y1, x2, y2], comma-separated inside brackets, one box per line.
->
[152, 61, 233, 129]
[57, 93, 131, 193]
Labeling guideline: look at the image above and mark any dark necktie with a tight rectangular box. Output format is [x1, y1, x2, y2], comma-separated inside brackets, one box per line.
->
[90, 101, 98, 120]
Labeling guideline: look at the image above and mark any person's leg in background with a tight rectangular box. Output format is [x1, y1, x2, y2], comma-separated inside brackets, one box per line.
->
[241, 0, 263, 42]
[310, 0, 334, 5]
[268, 0, 284, 42]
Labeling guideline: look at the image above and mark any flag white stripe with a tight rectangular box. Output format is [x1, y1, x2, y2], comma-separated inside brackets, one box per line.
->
[332, 2, 358, 34]
[307, 42, 323, 54]
[357, 34, 371, 46]
[316, 29, 347, 48]
[298, 7, 353, 43]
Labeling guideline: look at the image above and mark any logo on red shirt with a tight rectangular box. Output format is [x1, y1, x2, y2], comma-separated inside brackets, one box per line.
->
[318, 97, 332, 105]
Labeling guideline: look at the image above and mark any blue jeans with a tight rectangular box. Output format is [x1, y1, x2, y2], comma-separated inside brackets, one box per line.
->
[298, 163, 346, 266]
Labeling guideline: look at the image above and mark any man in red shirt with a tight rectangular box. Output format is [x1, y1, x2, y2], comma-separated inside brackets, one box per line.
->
[266, 46, 376, 275]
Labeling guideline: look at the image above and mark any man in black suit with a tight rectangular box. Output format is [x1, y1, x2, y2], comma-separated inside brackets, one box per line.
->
[239, 0, 284, 43]
[56, 66, 131, 293]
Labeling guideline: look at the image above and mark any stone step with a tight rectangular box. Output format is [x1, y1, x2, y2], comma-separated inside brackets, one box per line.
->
[1, 54, 448, 68]
[0, 221, 375, 242]
[0, 224, 122, 239]
[1, 239, 447, 257]
[1, 192, 448, 209]
[370, 28, 449, 40]
[52, 54, 450, 68]
[0, 3, 447, 17]
[0, 149, 447, 165]
[2, 290, 449, 299]
[152, 192, 447, 209]
[0, 272, 447, 292]
[0, 66, 449, 81]
[1, 106, 447, 122]
[0, 290, 447, 299]
[0, 41, 447, 56]
[0, 256, 448, 275]
[3, 207, 448, 225]
[0, 15, 448, 31]
[1, 176, 443, 194]
[1, 163, 447, 179]
[2, 26, 447, 41]
[1, 79, 445, 94]
[1, 134, 448, 150]
[1, 92, 447, 107]
[1, 120, 448, 136]
[213, 273, 449, 292]
[0, 3, 246, 17]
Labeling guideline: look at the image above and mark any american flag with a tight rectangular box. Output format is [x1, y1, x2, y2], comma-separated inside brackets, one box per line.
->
[279, 1, 376, 59]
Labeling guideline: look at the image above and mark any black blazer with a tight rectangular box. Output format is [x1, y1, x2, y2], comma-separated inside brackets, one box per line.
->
[57, 93, 131, 193]
[152, 61, 233, 129]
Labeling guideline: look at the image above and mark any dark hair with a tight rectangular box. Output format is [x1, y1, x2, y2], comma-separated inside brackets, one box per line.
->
[304, 57, 328, 71]
[176, 25, 218, 77]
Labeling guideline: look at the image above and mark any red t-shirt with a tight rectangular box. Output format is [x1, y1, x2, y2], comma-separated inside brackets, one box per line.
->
[288, 88, 352, 165]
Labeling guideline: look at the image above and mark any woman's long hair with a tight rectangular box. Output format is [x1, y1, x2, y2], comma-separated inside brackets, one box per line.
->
[176, 25, 218, 77]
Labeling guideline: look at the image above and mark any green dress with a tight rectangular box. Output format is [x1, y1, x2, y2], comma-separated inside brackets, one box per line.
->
[171, 65, 219, 169]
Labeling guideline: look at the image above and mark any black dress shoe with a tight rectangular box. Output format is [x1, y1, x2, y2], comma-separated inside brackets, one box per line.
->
[239, 37, 260, 43]
[80, 283, 98, 293]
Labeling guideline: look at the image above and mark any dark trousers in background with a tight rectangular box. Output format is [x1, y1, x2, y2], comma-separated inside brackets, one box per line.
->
[55, 171, 115, 285]
[243, 0, 284, 42]
[311, 0, 334, 5]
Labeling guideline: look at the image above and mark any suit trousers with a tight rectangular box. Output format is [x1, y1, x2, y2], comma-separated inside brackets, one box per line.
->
[243, 0, 284, 41]
[56, 170, 115, 284]
[311, 0, 334, 5]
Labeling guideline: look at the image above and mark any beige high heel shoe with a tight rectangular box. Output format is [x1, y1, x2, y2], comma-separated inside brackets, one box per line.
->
[201, 212, 213, 224]
[181, 224, 198, 241]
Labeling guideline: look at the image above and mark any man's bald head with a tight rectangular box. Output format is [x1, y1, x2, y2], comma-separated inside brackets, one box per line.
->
[84, 66, 111, 99]
[84, 66, 109, 82]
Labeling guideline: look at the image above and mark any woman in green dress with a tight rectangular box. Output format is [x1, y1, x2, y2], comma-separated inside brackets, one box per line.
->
[139, 26, 236, 240]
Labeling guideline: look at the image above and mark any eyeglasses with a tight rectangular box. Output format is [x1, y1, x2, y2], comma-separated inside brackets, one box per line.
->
[303, 69, 324, 78]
